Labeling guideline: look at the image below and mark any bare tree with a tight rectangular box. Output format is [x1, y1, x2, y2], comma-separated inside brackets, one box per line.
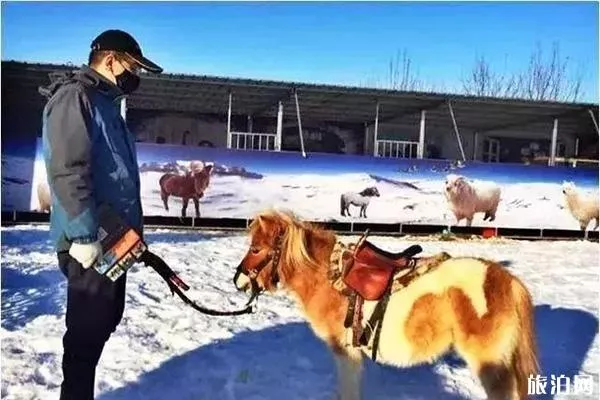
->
[461, 42, 586, 102]
[461, 54, 519, 98]
[386, 48, 424, 91]
[517, 41, 584, 102]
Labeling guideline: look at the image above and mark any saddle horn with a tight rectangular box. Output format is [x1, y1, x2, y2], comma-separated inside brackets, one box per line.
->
[400, 244, 423, 258]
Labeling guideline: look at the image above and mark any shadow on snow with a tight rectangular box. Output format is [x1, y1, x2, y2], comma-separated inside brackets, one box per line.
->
[98, 305, 598, 400]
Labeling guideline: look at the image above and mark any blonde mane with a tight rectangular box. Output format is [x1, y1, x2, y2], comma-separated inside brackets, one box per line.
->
[249, 209, 335, 277]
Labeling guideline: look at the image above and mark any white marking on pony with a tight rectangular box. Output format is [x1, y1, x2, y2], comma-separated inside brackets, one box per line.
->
[363, 257, 490, 367]
[234, 272, 251, 292]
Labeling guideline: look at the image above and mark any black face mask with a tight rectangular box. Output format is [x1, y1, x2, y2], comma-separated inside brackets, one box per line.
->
[115, 68, 140, 94]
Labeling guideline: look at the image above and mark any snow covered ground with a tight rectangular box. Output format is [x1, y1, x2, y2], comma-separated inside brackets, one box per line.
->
[1, 225, 598, 399]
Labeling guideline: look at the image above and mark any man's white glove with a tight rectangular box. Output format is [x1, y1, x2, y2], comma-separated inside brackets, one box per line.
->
[69, 241, 103, 269]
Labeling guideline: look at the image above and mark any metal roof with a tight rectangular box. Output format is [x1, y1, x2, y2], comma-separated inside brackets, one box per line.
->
[2, 60, 598, 138]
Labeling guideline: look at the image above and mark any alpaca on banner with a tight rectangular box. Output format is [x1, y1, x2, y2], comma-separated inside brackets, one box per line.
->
[444, 174, 501, 226]
[233, 209, 539, 400]
[340, 187, 380, 218]
[562, 181, 599, 231]
[159, 160, 214, 218]
[35, 181, 51, 213]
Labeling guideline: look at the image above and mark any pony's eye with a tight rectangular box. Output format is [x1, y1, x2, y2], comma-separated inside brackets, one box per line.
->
[250, 246, 260, 254]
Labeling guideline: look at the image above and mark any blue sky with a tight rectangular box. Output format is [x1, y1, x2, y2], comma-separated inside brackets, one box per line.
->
[2, 1, 598, 102]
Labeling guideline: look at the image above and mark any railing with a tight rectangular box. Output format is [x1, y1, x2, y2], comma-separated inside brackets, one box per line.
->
[376, 140, 419, 158]
[3, 211, 598, 242]
[230, 132, 277, 151]
[534, 156, 600, 168]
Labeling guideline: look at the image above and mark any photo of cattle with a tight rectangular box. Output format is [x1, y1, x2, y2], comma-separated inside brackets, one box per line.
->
[22, 139, 598, 231]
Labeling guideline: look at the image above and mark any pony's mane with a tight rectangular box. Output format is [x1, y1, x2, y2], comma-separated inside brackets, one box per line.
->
[359, 187, 373, 196]
[249, 209, 335, 273]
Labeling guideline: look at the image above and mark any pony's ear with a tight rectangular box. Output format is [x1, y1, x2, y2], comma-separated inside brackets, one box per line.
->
[256, 214, 277, 235]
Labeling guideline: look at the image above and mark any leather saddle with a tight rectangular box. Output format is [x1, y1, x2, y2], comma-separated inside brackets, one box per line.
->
[342, 231, 422, 301]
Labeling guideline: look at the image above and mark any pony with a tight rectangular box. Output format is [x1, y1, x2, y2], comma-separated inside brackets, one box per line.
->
[562, 181, 599, 231]
[233, 209, 539, 400]
[340, 187, 380, 218]
[444, 174, 501, 227]
[159, 160, 214, 218]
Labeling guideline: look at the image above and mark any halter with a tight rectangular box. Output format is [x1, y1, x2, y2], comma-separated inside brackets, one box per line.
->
[242, 233, 284, 305]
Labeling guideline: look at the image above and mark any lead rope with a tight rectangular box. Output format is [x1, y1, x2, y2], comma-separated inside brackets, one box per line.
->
[139, 250, 256, 317]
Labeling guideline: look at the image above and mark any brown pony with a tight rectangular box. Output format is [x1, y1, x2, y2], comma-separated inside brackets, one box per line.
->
[159, 161, 213, 218]
[233, 209, 539, 400]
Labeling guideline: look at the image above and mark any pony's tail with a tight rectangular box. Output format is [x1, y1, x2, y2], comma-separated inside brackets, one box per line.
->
[510, 277, 540, 399]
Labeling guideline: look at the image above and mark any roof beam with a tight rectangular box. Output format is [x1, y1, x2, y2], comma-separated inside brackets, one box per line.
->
[372, 100, 447, 125]
[250, 89, 293, 115]
[295, 92, 348, 114]
[476, 108, 588, 133]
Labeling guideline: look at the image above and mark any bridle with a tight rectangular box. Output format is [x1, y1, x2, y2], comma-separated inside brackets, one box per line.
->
[237, 232, 284, 306]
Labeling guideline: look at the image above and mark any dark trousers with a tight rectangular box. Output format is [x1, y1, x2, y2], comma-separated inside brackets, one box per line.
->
[57, 251, 127, 400]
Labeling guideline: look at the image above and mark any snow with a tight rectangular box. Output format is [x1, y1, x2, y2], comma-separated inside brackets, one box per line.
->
[1, 225, 599, 399]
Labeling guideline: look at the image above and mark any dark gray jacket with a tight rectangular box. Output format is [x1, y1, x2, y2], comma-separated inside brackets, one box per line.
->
[39, 65, 143, 251]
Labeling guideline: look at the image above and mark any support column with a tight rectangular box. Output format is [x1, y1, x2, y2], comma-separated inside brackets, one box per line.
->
[589, 109, 599, 134]
[447, 100, 466, 162]
[572, 137, 580, 167]
[417, 109, 426, 159]
[294, 90, 307, 157]
[276, 101, 283, 151]
[247, 115, 253, 133]
[363, 122, 369, 155]
[472, 131, 479, 161]
[227, 91, 233, 149]
[373, 102, 380, 157]
[549, 118, 558, 166]
[120, 97, 127, 121]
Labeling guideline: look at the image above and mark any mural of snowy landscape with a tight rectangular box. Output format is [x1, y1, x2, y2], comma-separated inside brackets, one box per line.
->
[20, 139, 598, 230]
[1, 140, 36, 212]
[1, 226, 598, 399]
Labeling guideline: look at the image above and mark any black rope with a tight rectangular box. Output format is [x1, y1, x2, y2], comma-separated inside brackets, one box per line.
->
[139, 250, 255, 317]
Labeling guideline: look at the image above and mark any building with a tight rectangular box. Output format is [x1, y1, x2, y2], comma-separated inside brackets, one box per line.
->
[2, 60, 598, 167]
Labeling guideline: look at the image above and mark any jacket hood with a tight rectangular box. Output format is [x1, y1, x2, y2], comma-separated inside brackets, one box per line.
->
[38, 64, 124, 101]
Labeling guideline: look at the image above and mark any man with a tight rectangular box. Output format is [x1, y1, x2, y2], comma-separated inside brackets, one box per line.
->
[39, 29, 163, 399]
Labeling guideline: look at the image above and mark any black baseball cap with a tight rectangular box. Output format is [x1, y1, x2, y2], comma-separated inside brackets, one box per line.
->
[90, 29, 163, 74]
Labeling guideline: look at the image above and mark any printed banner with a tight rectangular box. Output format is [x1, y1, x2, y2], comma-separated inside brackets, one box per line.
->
[2, 139, 37, 213]
[9, 138, 600, 230]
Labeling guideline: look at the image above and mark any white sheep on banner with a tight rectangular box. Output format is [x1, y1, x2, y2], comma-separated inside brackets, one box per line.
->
[562, 181, 599, 231]
[36, 181, 51, 213]
[444, 174, 501, 227]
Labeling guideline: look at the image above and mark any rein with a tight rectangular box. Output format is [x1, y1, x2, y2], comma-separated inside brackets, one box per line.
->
[140, 250, 256, 317]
